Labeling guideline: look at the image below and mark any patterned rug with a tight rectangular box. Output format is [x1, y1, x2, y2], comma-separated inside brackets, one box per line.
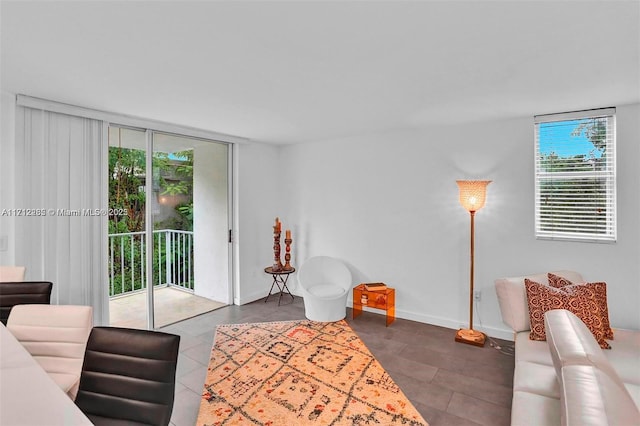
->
[197, 320, 428, 426]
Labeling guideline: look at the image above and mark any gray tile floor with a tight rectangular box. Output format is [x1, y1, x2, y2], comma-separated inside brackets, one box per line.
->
[163, 296, 514, 426]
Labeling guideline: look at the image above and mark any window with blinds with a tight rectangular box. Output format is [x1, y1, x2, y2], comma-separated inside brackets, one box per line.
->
[534, 108, 616, 242]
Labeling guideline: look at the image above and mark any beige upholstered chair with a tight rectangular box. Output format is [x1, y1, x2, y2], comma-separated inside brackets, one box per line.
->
[0, 266, 26, 282]
[7, 304, 93, 400]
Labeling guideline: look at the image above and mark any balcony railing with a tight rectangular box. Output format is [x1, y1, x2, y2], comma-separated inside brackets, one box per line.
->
[108, 229, 194, 298]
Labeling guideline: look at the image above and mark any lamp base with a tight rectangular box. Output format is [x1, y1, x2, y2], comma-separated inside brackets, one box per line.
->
[455, 328, 486, 347]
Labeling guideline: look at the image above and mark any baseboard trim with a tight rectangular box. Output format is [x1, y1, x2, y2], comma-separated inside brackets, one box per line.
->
[235, 289, 268, 306]
[236, 292, 514, 341]
[347, 301, 514, 341]
[396, 308, 514, 341]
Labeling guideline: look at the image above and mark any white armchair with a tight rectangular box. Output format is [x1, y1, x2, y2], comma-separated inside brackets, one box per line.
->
[298, 256, 352, 322]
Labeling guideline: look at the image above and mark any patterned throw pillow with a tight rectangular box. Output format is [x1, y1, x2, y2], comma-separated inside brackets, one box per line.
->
[547, 273, 614, 340]
[524, 279, 611, 349]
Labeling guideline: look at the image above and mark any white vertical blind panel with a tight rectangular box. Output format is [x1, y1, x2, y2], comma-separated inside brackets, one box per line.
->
[14, 107, 109, 325]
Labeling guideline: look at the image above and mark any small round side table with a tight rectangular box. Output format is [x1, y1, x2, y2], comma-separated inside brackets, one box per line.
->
[263, 267, 296, 305]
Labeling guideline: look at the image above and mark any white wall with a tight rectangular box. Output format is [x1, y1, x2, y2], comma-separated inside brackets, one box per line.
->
[235, 142, 282, 304]
[279, 103, 640, 339]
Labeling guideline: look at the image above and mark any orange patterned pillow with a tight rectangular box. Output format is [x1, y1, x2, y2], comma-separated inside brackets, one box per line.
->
[547, 273, 613, 340]
[524, 279, 610, 349]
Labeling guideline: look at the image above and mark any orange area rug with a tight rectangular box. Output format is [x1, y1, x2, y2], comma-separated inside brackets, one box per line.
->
[197, 319, 428, 425]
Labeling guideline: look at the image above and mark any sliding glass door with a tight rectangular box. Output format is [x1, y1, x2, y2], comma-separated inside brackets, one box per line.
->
[152, 132, 230, 327]
[107, 126, 231, 329]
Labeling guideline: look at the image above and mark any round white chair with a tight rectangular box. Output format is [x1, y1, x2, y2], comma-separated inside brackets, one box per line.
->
[298, 256, 352, 322]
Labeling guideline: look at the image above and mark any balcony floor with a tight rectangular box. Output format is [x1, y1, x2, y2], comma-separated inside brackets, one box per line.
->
[109, 287, 226, 329]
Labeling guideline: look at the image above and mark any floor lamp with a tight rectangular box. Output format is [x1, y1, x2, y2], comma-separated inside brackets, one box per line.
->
[455, 180, 491, 347]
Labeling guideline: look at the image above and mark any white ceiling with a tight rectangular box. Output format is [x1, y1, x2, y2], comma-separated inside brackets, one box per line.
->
[2, 1, 639, 145]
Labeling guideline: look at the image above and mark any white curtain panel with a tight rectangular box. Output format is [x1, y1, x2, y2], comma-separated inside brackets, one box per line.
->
[14, 106, 109, 325]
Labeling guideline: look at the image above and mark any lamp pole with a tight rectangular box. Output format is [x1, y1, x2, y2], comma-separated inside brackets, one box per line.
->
[469, 209, 475, 331]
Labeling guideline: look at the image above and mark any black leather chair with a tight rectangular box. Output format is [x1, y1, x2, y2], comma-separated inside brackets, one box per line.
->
[0, 281, 53, 325]
[75, 326, 181, 426]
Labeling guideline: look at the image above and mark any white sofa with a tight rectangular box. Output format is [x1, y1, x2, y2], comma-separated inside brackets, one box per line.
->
[495, 271, 640, 426]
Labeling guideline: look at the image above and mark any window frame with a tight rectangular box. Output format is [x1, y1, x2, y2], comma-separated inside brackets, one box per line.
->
[534, 108, 616, 243]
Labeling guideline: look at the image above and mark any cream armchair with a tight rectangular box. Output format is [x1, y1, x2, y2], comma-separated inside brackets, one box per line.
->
[298, 256, 352, 322]
[7, 304, 93, 400]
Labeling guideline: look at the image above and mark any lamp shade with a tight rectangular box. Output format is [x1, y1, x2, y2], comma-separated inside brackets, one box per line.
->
[457, 180, 491, 212]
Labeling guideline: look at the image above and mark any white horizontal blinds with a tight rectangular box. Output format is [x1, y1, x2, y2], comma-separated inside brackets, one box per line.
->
[534, 108, 616, 242]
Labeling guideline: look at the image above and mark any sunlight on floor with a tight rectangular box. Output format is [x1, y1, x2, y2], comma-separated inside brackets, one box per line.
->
[109, 287, 226, 329]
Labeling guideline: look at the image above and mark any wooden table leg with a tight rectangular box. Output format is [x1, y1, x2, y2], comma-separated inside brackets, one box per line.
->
[353, 287, 363, 319]
[386, 289, 395, 326]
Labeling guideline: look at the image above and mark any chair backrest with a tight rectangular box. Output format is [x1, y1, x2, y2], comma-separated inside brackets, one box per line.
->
[298, 256, 352, 291]
[0, 266, 26, 282]
[7, 304, 93, 400]
[75, 326, 181, 426]
[0, 281, 53, 325]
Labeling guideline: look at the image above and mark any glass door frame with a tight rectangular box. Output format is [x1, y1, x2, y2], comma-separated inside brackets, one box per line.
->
[108, 124, 234, 330]
[145, 129, 155, 329]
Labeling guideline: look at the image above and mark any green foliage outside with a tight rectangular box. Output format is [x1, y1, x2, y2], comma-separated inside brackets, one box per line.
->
[108, 147, 194, 296]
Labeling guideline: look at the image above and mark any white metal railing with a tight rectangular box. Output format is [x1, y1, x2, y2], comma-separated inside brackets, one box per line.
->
[108, 229, 194, 298]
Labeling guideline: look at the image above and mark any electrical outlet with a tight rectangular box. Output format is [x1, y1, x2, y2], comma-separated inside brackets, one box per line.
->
[474, 290, 481, 301]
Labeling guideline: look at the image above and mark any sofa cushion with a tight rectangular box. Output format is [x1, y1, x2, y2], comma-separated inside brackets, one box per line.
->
[511, 391, 560, 426]
[524, 279, 610, 349]
[515, 331, 553, 366]
[514, 360, 560, 399]
[626, 383, 640, 409]
[603, 328, 640, 386]
[548, 273, 613, 340]
[560, 365, 640, 426]
[545, 310, 620, 386]
[495, 270, 583, 332]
